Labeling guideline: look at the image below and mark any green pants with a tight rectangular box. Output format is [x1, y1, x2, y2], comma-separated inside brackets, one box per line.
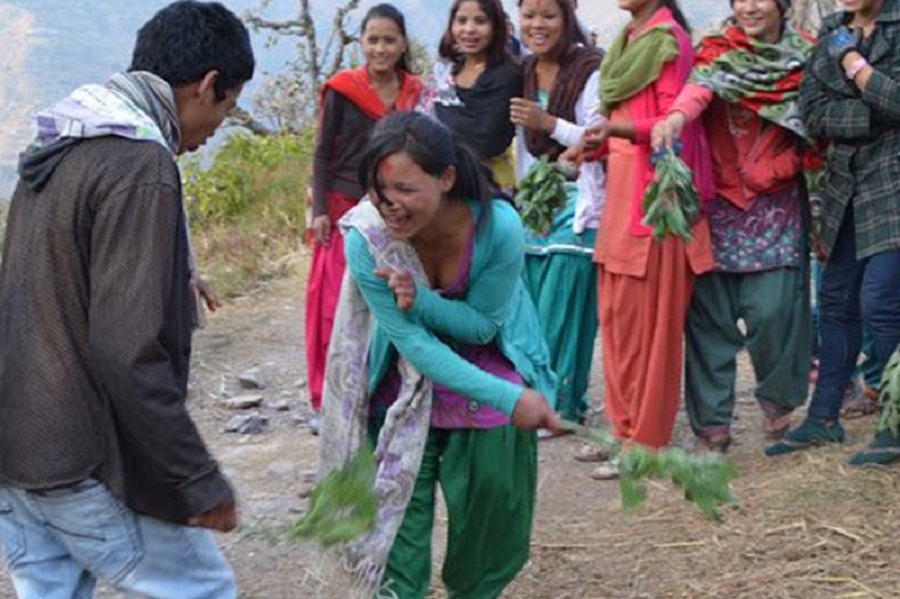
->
[685, 266, 811, 438]
[368, 420, 537, 599]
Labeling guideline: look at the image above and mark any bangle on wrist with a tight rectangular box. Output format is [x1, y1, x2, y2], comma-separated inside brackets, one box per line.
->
[846, 57, 868, 79]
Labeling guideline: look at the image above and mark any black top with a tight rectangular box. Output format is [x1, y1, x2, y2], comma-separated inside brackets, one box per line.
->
[312, 89, 375, 216]
[0, 137, 231, 524]
[434, 59, 523, 160]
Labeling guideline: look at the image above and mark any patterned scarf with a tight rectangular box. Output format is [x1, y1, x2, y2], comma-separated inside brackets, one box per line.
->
[19, 71, 181, 191]
[690, 23, 814, 138]
[600, 18, 679, 115]
[690, 23, 825, 243]
[317, 200, 433, 599]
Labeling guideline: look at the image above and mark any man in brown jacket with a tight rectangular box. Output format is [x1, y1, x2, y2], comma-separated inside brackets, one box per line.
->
[0, 2, 254, 597]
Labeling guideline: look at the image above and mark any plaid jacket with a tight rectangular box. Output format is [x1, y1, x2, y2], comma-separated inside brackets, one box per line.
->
[800, 0, 900, 259]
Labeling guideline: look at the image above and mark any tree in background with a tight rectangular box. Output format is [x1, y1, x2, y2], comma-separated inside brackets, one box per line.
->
[241, 0, 361, 133]
[237, 1, 431, 134]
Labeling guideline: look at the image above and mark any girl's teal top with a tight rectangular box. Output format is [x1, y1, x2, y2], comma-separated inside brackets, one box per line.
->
[344, 198, 557, 415]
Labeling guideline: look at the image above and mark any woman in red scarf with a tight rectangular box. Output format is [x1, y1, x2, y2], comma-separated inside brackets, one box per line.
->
[652, 0, 816, 454]
[305, 3, 423, 418]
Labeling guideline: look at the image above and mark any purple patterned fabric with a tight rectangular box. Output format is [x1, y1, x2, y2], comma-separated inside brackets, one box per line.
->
[707, 186, 802, 273]
[370, 228, 518, 428]
[317, 201, 434, 598]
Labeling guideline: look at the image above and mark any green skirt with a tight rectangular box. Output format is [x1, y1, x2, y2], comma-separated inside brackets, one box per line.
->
[522, 189, 598, 421]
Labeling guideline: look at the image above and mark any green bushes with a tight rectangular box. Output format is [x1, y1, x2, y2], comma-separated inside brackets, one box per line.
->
[181, 129, 314, 298]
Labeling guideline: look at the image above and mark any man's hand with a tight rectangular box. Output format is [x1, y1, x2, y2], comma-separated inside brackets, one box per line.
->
[376, 268, 416, 311]
[194, 276, 221, 313]
[189, 499, 238, 533]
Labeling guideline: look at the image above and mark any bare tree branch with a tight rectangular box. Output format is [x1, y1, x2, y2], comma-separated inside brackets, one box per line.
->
[226, 107, 275, 136]
[244, 14, 305, 35]
[326, 0, 362, 78]
[241, 0, 366, 133]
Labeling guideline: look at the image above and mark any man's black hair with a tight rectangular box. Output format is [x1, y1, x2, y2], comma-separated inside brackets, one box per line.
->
[130, 0, 255, 101]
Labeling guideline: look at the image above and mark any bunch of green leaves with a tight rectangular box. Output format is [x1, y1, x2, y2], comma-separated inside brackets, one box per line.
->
[641, 147, 701, 242]
[292, 447, 378, 547]
[561, 419, 737, 520]
[515, 157, 569, 236]
[876, 348, 900, 436]
[619, 447, 738, 521]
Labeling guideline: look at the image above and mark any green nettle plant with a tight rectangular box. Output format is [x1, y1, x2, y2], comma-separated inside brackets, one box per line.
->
[515, 157, 572, 236]
[294, 423, 739, 549]
[641, 147, 701, 242]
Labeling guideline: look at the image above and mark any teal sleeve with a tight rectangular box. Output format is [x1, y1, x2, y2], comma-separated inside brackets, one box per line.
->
[345, 228, 524, 415]
[411, 201, 525, 345]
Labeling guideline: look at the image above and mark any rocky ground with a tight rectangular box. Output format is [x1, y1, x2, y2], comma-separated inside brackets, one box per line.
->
[2, 261, 900, 599]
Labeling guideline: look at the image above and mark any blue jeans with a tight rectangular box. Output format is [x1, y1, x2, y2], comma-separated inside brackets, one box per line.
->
[0, 480, 236, 599]
[808, 207, 900, 420]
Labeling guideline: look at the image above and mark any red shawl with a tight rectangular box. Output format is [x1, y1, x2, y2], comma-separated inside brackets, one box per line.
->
[320, 66, 423, 120]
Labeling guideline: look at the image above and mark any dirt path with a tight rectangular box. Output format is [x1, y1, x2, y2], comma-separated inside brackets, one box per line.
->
[2, 262, 900, 599]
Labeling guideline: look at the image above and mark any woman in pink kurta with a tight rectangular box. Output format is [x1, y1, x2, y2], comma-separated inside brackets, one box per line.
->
[584, 0, 714, 477]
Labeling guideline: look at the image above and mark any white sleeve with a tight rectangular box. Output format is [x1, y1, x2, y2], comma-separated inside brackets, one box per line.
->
[515, 126, 536, 183]
[550, 70, 601, 148]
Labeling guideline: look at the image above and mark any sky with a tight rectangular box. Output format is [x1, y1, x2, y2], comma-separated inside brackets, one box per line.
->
[0, 0, 729, 196]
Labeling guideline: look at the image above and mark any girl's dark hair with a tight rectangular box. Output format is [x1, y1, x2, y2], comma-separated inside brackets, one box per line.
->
[359, 112, 495, 220]
[360, 3, 413, 73]
[131, 0, 255, 102]
[662, 0, 691, 33]
[517, 0, 588, 55]
[438, 0, 512, 69]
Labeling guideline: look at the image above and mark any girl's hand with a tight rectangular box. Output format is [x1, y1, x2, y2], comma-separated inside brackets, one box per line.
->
[312, 215, 332, 245]
[510, 97, 557, 132]
[376, 268, 416, 311]
[559, 144, 584, 168]
[583, 120, 612, 153]
[651, 112, 686, 152]
[512, 389, 561, 432]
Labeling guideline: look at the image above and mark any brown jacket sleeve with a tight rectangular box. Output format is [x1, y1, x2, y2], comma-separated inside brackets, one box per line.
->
[88, 178, 232, 518]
